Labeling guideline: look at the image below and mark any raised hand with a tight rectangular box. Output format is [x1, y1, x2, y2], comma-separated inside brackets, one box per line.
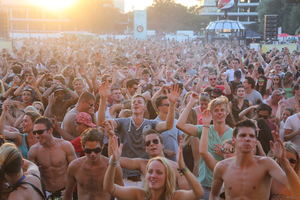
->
[103, 120, 115, 137]
[109, 135, 123, 162]
[201, 109, 212, 126]
[177, 140, 185, 169]
[98, 81, 111, 99]
[189, 92, 199, 105]
[3, 96, 12, 112]
[168, 84, 181, 104]
[270, 131, 285, 160]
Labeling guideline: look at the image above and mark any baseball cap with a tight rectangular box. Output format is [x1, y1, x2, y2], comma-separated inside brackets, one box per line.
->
[212, 88, 223, 97]
[75, 112, 96, 127]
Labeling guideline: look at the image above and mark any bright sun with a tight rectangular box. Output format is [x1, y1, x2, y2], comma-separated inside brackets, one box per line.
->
[29, 0, 78, 10]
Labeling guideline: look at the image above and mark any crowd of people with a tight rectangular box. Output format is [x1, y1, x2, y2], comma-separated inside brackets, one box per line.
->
[0, 36, 299, 200]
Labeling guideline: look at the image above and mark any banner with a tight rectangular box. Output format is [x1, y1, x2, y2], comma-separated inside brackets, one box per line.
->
[134, 10, 147, 40]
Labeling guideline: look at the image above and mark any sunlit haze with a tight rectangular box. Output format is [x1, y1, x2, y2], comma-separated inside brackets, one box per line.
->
[28, 0, 78, 10]
[125, 0, 199, 12]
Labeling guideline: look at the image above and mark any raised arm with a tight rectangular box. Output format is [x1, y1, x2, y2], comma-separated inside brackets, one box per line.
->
[269, 131, 300, 196]
[156, 84, 180, 132]
[176, 93, 198, 136]
[104, 135, 142, 200]
[97, 81, 111, 126]
[199, 109, 218, 171]
[173, 141, 204, 200]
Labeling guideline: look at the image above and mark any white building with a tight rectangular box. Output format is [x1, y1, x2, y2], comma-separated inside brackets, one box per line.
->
[197, 0, 261, 24]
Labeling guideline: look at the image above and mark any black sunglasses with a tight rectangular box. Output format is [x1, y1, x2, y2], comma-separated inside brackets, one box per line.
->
[84, 147, 102, 154]
[159, 103, 169, 107]
[145, 139, 159, 146]
[258, 114, 268, 119]
[221, 147, 235, 154]
[289, 158, 297, 164]
[33, 129, 48, 135]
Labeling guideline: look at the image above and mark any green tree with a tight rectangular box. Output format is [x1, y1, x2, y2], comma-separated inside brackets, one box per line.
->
[258, 0, 300, 35]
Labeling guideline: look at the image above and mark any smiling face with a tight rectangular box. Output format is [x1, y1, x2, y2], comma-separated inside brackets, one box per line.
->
[146, 160, 166, 191]
[33, 123, 51, 145]
[22, 115, 34, 133]
[211, 104, 228, 123]
[281, 109, 292, 122]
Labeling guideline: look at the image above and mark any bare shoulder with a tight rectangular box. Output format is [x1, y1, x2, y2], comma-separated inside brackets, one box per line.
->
[69, 157, 85, 169]
[254, 156, 278, 168]
[55, 138, 73, 149]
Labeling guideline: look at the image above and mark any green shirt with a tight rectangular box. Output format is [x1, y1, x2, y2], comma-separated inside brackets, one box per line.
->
[196, 125, 233, 187]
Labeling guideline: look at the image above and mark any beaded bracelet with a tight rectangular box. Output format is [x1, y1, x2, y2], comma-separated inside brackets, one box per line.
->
[177, 167, 189, 176]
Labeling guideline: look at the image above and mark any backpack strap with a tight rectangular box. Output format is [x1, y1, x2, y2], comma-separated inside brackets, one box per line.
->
[13, 181, 46, 199]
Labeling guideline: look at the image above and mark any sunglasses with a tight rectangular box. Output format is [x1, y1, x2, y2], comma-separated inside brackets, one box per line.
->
[84, 147, 102, 154]
[273, 78, 280, 81]
[289, 158, 297, 164]
[159, 103, 169, 107]
[276, 93, 283, 96]
[209, 78, 217, 81]
[145, 139, 159, 146]
[201, 92, 210, 96]
[258, 79, 264, 82]
[221, 147, 235, 154]
[33, 129, 48, 135]
[258, 114, 268, 119]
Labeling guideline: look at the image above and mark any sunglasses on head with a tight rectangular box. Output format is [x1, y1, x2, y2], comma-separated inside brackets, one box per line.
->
[289, 158, 297, 164]
[33, 129, 48, 135]
[145, 139, 159, 146]
[258, 114, 268, 119]
[276, 93, 283, 96]
[84, 147, 102, 154]
[221, 147, 235, 154]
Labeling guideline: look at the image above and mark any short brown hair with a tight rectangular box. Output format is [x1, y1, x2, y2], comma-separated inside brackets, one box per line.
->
[81, 128, 104, 147]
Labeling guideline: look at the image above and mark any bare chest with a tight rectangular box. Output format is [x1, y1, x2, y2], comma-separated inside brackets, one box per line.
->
[222, 167, 272, 199]
[76, 165, 107, 193]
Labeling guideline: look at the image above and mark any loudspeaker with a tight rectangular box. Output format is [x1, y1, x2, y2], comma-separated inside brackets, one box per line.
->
[264, 15, 278, 41]
[0, 11, 9, 39]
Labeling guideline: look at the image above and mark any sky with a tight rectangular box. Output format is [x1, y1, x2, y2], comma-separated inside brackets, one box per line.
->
[124, 0, 199, 12]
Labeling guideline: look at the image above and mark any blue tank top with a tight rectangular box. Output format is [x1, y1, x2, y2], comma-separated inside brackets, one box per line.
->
[19, 134, 28, 158]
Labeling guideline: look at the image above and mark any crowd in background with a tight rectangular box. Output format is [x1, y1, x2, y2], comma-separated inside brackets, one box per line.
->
[0, 36, 299, 200]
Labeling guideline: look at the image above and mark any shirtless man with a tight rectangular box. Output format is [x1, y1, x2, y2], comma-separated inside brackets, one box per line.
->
[63, 128, 123, 200]
[28, 117, 76, 199]
[104, 124, 189, 190]
[210, 120, 300, 200]
[62, 91, 96, 140]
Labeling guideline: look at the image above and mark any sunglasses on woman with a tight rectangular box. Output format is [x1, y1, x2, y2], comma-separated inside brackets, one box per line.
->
[221, 147, 235, 154]
[84, 147, 102, 154]
[289, 158, 297, 164]
[145, 139, 159, 146]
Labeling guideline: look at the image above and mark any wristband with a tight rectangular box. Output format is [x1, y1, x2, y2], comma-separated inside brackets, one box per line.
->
[109, 155, 119, 166]
[203, 125, 210, 128]
[66, 88, 70, 91]
[177, 167, 189, 176]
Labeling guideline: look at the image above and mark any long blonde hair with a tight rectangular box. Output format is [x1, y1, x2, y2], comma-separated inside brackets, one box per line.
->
[0, 143, 23, 196]
[283, 142, 300, 176]
[144, 157, 175, 200]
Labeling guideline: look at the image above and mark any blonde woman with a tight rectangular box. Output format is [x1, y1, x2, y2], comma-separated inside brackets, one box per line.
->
[104, 136, 204, 200]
